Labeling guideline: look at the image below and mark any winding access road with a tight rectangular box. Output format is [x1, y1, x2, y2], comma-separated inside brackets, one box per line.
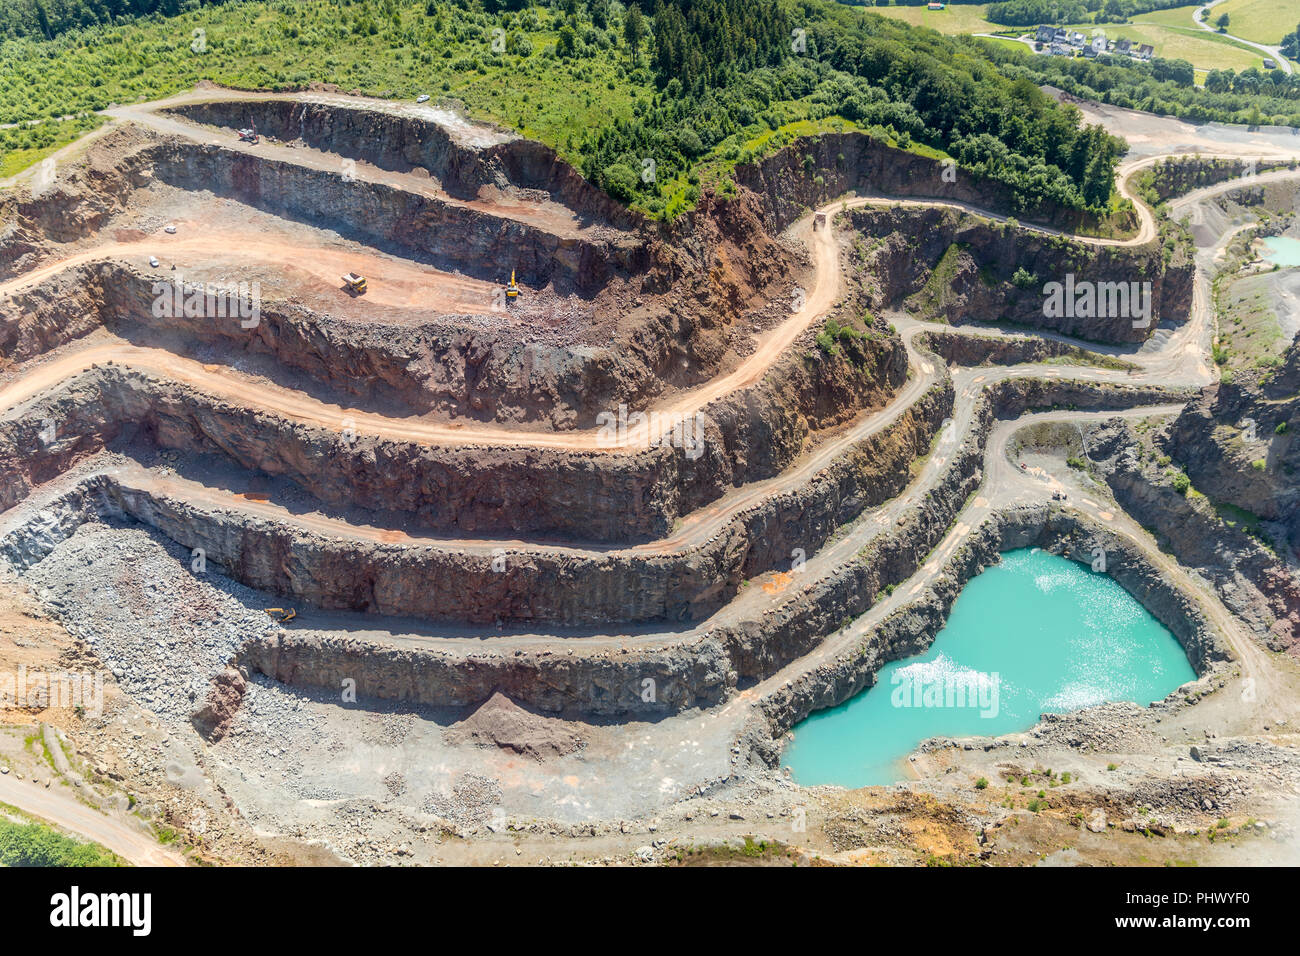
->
[1195, 0, 1295, 76]
[0, 772, 184, 866]
[0, 90, 1167, 458]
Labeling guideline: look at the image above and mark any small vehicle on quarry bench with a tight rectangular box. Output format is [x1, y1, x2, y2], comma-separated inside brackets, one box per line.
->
[341, 273, 368, 295]
[238, 126, 259, 144]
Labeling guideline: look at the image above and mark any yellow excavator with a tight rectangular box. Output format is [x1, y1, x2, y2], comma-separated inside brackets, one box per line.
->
[264, 607, 297, 624]
[505, 269, 520, 302]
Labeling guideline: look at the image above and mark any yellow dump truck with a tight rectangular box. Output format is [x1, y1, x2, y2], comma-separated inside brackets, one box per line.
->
[341, 273, 367, 295]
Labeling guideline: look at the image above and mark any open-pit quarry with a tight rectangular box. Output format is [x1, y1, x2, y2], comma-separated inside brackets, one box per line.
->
[2, 88, 1300, 867]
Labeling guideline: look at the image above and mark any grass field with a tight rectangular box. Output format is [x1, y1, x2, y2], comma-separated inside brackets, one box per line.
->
[977, 35, 1034, 54]
[0, 803, 125, 867]
[1133, 3, 1209, 29]
[1129, 4, 1295, 70]
[1211, 0, 1299, 46]
[870, 2, 1270, 73]
[1067, 19, 1266, 72]
[0, 115, 105, 178]
[864, 3, 1005, 35]
[1216, 271, 1288, 372]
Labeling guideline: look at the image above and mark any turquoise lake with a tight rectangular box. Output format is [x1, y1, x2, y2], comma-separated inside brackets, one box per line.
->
[783, 548, 1196, 789]
[1261, 236, 1300, 268]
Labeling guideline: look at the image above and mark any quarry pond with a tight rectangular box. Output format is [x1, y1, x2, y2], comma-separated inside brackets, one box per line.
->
[784, 549, 1197, 789]
[1261, 236, 1300, 268]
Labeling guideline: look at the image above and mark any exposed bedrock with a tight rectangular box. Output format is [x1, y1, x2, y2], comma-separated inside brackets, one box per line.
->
[0, 248, 815, 432]
[191, 665, 247, 742]
[752, 504, 1230, 759]
[234, 629, 735, 718]
[1089, 416, 1300, 654]
[0, 367, 717, 539]
[0, 382, 1188, 717]
[846, 207, 1193, 344]
[1139, 157, 1294, 204]
[0, 129, 157, 271]
[0, 329, 907, 543]
[0, 128, 824, 429]
[716, 378, 1192, 681]
[0, 484, 734, 719]
[0, 261, 685, 427]
[918, 329, 1133, 370]
[146, 139, 642, 295]
[193, 381, 1193, 718]
[0, 263, 107, 362]
[1168, 343, 1300, 554]
[735, 131, 1136, 236]
[19, 378, 944, 627]
[165, 98, 637, 229]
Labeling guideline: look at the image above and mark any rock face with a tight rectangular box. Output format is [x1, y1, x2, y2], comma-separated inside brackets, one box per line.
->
[0, 110, 1228, 726]
[919, 329, 1132, 370]
[0, 114, 848, 432]
[236, 628, 735, 718]
[149, 140, 642, 295]
[165, 98, 636, 228]
[191, 666, 247, 742]
[443, 691, 584, 761]
[0, 260, 674, 427]
[0, 127, 155, 271]
[0, 262, 106, 362]
[1087, 416, 1300, 653]
[0, 366, 722, 540]
[845, 206, 1192, 343]
[0, 242, 814, 432]
[736, 131, 1135, 236]
[0, 320, 907, 544]
[1138, 157, 1294, 203]
[0, 377, 1190, 719]
[0, 375, 947, 627]
[1169, 343, 1300, 553]
[717, 376, 1189, 679]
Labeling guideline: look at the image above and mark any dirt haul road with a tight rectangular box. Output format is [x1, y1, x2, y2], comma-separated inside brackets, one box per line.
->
[10, 84, 1244, 464]
[0, 232, 502, 314]
[0, 168, 1161, 454]
[0, 161, 1215, 456]
[103, 90, 604, 239]
[0, 771, 184, 866]
[1, 99, 1296, 583]
[95, 338, 938, 558]
[1, 109, 1294, 559]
